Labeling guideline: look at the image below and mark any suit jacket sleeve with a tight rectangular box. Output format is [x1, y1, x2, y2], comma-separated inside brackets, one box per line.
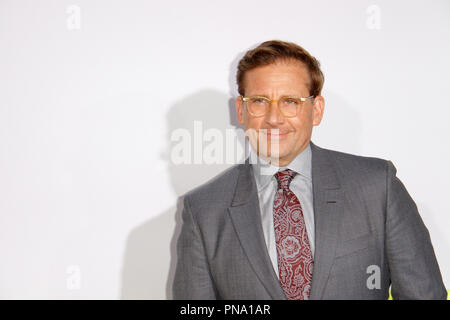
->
[172, 196, 217, 299]
[385, 161, 447, 299]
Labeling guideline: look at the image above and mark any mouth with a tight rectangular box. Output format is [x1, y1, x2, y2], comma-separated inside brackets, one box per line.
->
[264, 130, 291, 139]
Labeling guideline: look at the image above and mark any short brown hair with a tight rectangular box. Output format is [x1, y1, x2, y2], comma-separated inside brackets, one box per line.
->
[236, 40, 324, 97]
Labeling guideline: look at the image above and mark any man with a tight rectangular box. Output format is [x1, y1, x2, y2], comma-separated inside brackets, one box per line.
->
[172, 40, 447, 299]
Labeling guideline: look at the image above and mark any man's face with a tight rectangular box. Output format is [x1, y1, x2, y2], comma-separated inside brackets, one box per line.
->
[236, 59, 325, 167]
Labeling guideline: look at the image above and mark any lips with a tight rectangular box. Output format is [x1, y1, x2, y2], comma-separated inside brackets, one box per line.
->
[263, 130, 291, 139]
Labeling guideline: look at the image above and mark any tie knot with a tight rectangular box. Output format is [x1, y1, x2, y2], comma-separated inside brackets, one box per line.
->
[275, 169, 297, 190]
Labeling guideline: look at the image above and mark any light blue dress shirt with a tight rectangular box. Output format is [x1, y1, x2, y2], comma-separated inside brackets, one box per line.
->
[250, 143, 315, 279]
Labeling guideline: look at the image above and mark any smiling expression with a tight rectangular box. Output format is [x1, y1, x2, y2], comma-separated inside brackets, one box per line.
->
[236, 59, 325, 167]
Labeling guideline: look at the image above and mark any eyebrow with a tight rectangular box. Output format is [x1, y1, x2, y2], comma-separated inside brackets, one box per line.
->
[246, 94, 304, 98]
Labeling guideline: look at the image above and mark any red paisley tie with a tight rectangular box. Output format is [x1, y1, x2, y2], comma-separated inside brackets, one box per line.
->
[273, 169, 314, 300]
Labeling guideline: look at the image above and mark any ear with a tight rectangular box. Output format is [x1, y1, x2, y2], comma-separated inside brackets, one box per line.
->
[236, 96, 245, 125]
[312, 95, 325, 126]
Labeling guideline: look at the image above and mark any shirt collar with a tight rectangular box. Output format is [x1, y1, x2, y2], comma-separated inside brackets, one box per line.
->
[251, 142, 312, 192]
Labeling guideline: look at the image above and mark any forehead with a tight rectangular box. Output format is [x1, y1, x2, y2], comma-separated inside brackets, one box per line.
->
[243, 59, 311, 95]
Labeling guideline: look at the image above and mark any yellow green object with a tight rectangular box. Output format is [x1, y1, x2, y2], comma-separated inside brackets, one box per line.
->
[388, 289, 449, 300]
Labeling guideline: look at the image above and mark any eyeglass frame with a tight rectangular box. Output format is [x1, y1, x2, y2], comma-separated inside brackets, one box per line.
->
[241, 95, 315, 118]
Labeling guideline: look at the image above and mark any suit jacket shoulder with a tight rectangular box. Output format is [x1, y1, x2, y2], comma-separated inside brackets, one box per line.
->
[183, 164, 243, 219]
[312, 144, 392, 196]
[314, 144, 389, 176]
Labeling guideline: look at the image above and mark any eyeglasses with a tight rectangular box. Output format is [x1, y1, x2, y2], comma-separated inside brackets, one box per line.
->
[241, 95, 315, 118]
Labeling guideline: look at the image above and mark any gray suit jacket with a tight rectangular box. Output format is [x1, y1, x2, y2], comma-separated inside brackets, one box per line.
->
[173, 142, 447, 299]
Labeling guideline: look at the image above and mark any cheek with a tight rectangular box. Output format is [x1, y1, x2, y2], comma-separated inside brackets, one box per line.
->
[292, 108, 314, 130]
[287, 119, 314, 141]
[244, 117, 263, 130]
[289, 117, 308, 131]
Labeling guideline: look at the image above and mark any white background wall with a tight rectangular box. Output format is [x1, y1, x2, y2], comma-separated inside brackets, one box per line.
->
[1, 0, 449, 299]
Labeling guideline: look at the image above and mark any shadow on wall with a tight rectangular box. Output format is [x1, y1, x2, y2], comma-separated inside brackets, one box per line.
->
[119, 89, 244, 299]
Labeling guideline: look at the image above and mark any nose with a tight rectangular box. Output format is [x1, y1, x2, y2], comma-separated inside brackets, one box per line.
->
[265, 100, 284, 125]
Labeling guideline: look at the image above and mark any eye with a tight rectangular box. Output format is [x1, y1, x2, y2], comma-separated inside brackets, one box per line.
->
[283, 98, 299, 105]
[251, 97, 268, 104]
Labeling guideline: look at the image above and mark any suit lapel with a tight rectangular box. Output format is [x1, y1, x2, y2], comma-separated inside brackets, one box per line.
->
[227, 142, 343, 300]
[309, 142, 343, 300]
[228, 162, 287, 300]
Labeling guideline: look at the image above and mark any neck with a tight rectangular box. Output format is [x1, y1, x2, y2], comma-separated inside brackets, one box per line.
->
[255, 144, 310, 168]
